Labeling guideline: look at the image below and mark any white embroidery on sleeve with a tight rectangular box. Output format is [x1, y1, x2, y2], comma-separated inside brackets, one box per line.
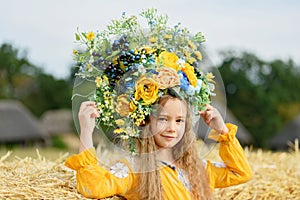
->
[211, 161, 226, 168]
[109, 162, 129, 178]
[202, 159, 207, 168]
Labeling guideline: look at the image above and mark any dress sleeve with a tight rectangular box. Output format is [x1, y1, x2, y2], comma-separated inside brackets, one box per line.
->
[65, 148, 134, 199]
[205, 123, 252, 190]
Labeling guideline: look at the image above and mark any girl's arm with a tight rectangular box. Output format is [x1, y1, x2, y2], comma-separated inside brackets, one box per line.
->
[199, 105, 252, 190]
[65, 147, 134, 198]
[65, 101, 134, 198]
[78, 101, 99, 152]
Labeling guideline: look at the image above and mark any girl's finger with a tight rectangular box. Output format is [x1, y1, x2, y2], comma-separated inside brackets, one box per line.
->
[80, 101, 96, 111]
[205, 111, 213, 122]
[198, 110, 206, 116]
[205, 104, 213, 111]
[79, 107, 98, 118]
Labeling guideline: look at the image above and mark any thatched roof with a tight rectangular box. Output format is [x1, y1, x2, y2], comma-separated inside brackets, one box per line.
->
[0, 100, 48, 143]
[268, 114, 300, 150]
[41, 109, 73, 135]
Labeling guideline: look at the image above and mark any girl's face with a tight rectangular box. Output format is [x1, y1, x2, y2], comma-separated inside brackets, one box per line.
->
[151, 98, 187, 149]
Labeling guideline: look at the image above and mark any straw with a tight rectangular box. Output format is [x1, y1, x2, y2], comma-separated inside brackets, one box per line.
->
[1, 145, 299, 199]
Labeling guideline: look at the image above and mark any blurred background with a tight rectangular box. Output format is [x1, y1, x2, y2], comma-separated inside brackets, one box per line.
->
[1, 0, 300, 155]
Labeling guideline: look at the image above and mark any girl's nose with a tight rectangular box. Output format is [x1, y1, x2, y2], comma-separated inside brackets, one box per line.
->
[166, 121, 176, 132]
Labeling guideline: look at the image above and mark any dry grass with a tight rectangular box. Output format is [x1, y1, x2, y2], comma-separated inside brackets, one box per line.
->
[1, 141, 299, 200]
[214, 148, 300, 199]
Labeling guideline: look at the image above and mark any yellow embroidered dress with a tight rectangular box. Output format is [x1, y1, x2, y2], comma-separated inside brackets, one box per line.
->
[65, 124, 252, 199]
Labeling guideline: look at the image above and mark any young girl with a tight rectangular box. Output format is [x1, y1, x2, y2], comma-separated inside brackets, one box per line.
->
[66, 9, 252, 199]
[65, 95, 252, 199]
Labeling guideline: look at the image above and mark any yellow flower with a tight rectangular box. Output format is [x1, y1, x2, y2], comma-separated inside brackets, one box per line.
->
[86, 31, 95, 41]
[134, 76, 159, 105]
[187, 57, 196, 64]
[86, 64, 92, 72]
[164, 34, 172, 40]
[139, 46, 156, 54]
[115, 119, 125, 126]
[129, 101, 137, 112]
[206, 72, 216, 83]
[194, 51, 202, 61]
[149, 37, 157, 43]
[95, 77, 102, 87]
[153, 67, 180, 89]
[114, 128, 125, 134]
[116, 94, 134, 117]
[188, 40, 196, 50]
[183, 48, 191, 57]
[135, 118, 145, 126]
[156, 51, 180, 71]
[182, 63, 197, 87]
[73, 49, 78, 55]
[103, 75, 110, 85]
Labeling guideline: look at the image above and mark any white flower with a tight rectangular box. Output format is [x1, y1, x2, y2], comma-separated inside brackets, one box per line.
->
[211, 161, 226, 168]
[177, 59, 185, 67]
[89, 49, 94, 55]
[187, 85, 195, 95]
[195, 79, 203, 92]
[208, 83, 216, 96]
[120, 135, 129, 140]
[138, 65, 146, 74]
[89, 57, 94, 64]
[109, 162, 129, 178]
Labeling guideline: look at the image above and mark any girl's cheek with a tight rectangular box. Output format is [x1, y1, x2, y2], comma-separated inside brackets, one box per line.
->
[156, 122, 166, 131]
[179, 124, 186, 132]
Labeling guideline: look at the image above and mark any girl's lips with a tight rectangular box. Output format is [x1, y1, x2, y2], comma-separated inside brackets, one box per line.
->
[161, 135, 176, 140]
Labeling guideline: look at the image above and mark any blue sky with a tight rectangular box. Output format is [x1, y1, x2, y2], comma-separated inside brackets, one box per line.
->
[1, 0, 299, 78]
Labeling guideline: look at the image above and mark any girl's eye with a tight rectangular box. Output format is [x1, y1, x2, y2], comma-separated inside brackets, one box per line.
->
[176, 119, 185, 123]
[158, 118, 167, 122]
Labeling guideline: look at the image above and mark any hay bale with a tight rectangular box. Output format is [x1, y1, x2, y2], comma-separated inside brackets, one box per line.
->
[1, 145, 300, 199]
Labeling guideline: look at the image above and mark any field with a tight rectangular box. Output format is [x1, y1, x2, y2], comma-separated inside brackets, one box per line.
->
[0, 142, 299, 200]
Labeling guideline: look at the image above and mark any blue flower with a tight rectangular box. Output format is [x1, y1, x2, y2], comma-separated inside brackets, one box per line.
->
[125, 80, 134, 88]
[178, 71, 189, 91]
[148, 69, 158, 75]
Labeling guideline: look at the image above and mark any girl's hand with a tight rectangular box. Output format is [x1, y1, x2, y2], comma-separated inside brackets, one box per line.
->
[198, 104, 228, 134]
[78, 101, 100, 152]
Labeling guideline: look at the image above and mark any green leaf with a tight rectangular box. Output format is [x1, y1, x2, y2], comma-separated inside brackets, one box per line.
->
[75, 33, 80, 41]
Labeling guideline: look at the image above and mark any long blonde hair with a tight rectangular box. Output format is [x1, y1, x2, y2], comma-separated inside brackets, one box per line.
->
[136, 95, 212, 199]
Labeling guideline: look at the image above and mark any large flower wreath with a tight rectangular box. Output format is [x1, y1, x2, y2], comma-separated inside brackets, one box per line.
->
[72, 8, 215, 153]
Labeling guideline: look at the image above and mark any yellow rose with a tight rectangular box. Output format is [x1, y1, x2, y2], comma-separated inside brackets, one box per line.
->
[116, 94, 134, 117]
[182, 63, 197, 87]
[134, 76, 159, 105]
[153, 67, 180, 89]
[156, 51, 180, 71]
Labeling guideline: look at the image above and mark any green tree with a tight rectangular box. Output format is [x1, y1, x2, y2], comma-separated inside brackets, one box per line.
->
[0, 43, 38, 98]
[22, 73, 72, 116]
[218, 51, 300, 147]
[0, 43, 73, 116]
